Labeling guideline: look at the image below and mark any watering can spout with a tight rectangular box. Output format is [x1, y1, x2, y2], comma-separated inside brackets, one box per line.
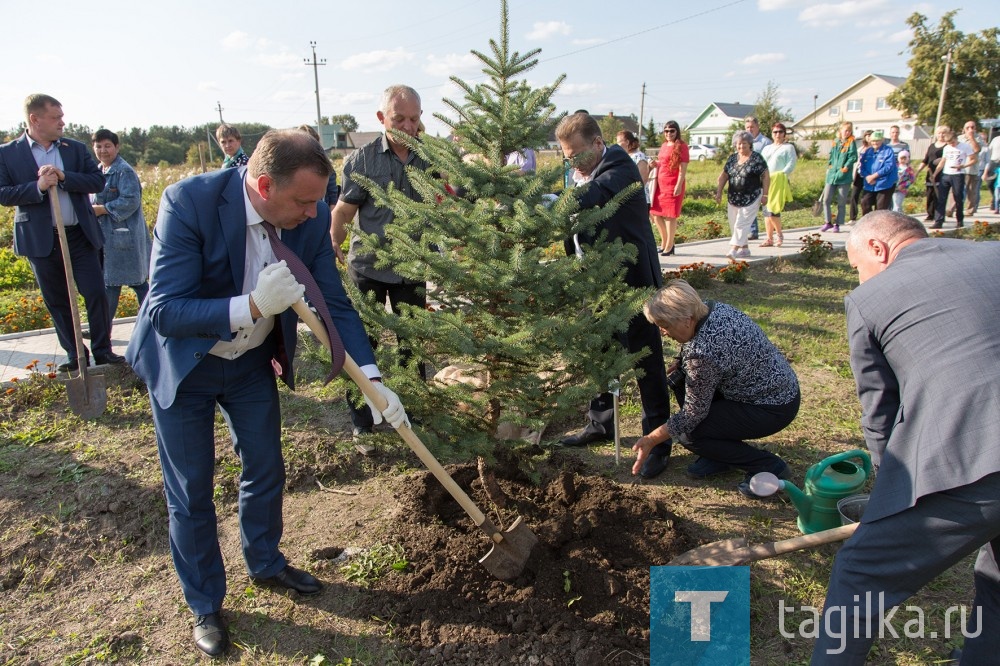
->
[781, 481, 814, 524]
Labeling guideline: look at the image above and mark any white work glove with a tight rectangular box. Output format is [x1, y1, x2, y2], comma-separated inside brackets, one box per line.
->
[250, 261, 304, 318]
[364, 381, 409, 429]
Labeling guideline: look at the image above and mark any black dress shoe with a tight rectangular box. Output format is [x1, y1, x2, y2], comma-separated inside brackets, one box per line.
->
[93, 351, 126, 366]
[57, 350, 90, 373]
[559, 427, 611, 447]
[193, 612, 229, 657]
[251, 564, 323, 595]
[639, 441, 672, 479]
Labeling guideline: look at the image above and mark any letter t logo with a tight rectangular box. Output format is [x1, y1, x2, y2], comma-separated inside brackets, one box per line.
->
[675, 591, 729, 641]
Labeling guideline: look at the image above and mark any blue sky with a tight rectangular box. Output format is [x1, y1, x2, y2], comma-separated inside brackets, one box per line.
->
[1, 0, 991, 139]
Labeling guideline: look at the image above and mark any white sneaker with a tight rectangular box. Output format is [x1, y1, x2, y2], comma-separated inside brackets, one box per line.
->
[734, 248, 751, 258]
[725, 248, 737, 258]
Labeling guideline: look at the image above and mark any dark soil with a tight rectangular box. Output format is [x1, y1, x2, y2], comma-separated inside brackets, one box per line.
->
[340, 452, 691, 665]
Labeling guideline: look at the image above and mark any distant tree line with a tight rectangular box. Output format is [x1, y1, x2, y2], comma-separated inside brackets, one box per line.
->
[1, 122, 274, 167]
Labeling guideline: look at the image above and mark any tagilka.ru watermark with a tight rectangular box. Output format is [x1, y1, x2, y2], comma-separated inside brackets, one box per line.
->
[780, 591, 982, 656]
[650, 566, 750, 666]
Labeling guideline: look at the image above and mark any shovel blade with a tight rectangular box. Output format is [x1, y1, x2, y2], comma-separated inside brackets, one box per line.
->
[668, 537, 750, 566]
[479, 516, 538, 581]
[64, 372, 107, 419]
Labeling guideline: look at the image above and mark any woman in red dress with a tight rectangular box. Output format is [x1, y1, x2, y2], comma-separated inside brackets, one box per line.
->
[650, 120, 690, 255]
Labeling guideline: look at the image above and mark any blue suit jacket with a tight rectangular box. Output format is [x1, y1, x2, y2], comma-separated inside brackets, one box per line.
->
[126, 168, 375, 409]
[564, 144, 663, 290]
[0, 133, 105, 257]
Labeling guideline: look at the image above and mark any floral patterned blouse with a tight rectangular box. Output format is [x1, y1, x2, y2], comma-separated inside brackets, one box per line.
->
[723, 151, 768, 207]
[666, 301, 799, 436]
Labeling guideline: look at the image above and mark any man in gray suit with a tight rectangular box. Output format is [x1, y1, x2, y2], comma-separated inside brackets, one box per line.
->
[812, 210, 1000, 664]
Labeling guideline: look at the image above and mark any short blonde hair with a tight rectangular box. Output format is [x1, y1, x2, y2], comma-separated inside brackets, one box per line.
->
[643, 279, 709, 329]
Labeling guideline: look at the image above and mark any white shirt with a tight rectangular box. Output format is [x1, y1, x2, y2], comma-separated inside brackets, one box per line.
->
[941, 142, 975, 176]
[989, 136, 1000, 162]
[209, 172, 275, 359]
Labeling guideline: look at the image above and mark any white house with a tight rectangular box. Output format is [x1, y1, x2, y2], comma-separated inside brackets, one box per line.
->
[685, 103, 758, 146]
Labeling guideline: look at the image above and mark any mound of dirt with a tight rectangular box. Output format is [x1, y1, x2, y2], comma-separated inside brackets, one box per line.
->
[335, 453, 691, 665]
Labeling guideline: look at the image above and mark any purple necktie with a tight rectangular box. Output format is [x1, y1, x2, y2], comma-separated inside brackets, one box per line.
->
[262, 221, 345, 382]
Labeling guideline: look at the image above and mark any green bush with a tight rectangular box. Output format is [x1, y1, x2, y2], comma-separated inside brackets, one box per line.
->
[0, 248, 35, 290]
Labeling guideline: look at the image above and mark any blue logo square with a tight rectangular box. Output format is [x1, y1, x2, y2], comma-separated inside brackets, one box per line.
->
[650, 566, 750, 665]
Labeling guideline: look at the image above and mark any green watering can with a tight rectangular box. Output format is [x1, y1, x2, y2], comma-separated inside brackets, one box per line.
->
[749, 450, 872, 534]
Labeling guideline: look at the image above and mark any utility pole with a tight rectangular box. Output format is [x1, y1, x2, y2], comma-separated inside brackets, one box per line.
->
[638, 82, 646, 148]
[304, 41, 327, 148]
[813, 94, 818, 138]
[215, 101, 224, 124]
[934, 48, 953, 130]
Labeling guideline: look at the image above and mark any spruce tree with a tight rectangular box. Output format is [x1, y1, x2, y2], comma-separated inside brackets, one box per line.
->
[348, 0, 657, 454]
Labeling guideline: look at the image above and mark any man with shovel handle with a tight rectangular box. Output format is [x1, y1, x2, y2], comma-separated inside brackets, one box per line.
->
[126, 130, 407, 657]
[813, 211, 1000, 664]
[0, 93, 123, 371]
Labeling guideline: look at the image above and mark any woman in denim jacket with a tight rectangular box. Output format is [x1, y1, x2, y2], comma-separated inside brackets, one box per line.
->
[90, 129, 151, 326]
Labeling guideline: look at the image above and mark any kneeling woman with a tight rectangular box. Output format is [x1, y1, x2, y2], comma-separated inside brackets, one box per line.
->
[631, 280, 800, 497]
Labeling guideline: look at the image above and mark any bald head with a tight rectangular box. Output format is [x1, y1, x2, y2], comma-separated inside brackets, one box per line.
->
[847, 211, 928, 283]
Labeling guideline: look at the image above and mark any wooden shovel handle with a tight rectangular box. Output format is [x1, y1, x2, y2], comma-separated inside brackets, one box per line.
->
[291, 300, 504, 543]
[744, 522, 859, 561]
[49, 187, 88, 380]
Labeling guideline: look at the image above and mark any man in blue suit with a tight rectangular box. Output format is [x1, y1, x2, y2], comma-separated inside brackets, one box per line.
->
[812, 210, 1000, 664]
[0, 94, 123, 371]
[126, 129, 407, 657]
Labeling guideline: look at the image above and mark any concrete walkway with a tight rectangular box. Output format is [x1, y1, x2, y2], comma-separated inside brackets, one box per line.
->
[2, 213, 994, 385]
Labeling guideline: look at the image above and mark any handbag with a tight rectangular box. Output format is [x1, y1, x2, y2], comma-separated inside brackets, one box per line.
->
[811, 198, 823, 217]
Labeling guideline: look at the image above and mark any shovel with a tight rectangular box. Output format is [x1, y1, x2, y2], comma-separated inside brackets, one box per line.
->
[668, 522, 858, 566]
[291, 300, 538, 581]
[50, 187, 107, 418]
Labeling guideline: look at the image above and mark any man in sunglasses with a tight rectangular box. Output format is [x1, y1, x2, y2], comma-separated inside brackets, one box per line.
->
[555, 112, 672, 478]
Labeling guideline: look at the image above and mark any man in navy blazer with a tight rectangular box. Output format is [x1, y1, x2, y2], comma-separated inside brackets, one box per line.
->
[0, 94, 121, 370]
[812, 210, 1000, 664]
[554, 113, 671, 477]
[126, 130, 407, 657]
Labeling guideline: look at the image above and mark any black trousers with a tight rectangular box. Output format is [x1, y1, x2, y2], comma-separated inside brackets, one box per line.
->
[925, 178, 938, 219]
[27, 226, 113, 359]
[860, 186, 895, 216]
[586, 312, 671, 437]
[346, 274, 426, 428]
[673, 380, 799, 474]
[850, 179, 865, 222]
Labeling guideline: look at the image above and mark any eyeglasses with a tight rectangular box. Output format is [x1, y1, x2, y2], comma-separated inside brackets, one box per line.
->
[773, 130, 786, 134]
[664, 129, 677, 134]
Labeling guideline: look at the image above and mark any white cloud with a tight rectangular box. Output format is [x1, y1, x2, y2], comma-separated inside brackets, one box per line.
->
[222, 31, 251, 50]
[555, 82, 600, 96]
[424, 53, 481, 78]
[340, 48, 414, 73]
[526, 21, 572, 40]
[197, 81, 219, 92]
[272, 90, 309, 103]
[339, 92, 378, 106]
[799, 0, 889, 27]
[724, 71, 737, 78]
[889, 28, 912, 43]
[757, 0, 802, 10]
[738, 52, 786, 65]
[255, 51, 302, 68]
